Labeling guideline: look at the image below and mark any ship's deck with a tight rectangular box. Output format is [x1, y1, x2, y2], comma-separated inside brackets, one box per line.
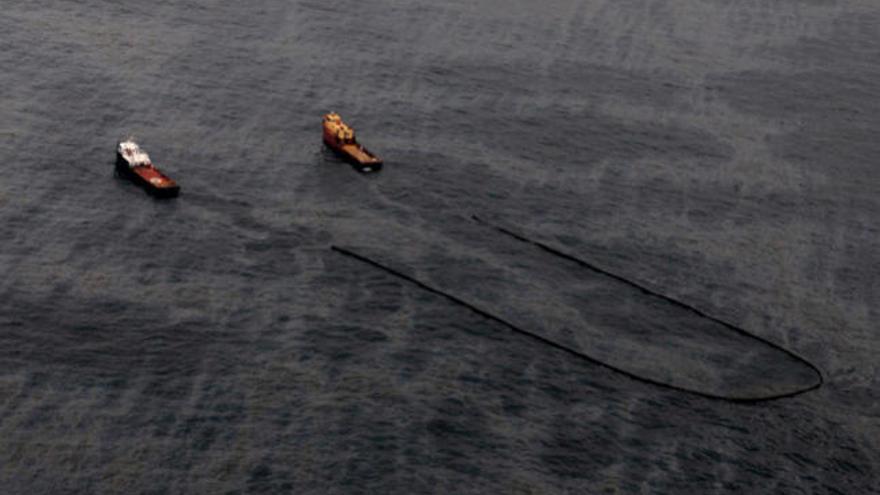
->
[132, 165, 176, 187]
[341, 144, 380, 164]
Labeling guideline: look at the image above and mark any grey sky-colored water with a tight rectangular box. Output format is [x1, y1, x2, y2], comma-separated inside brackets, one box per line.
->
[1, 0, 878, 493]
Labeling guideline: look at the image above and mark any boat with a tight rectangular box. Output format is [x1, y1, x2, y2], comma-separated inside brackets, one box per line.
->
[115, 139, 180, 197]
[322, 113, 383, 172]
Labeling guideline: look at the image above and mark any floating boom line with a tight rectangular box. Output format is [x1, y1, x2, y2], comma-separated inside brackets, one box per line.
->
[471, 215, 824, 398]
[332, 239, 823, 403]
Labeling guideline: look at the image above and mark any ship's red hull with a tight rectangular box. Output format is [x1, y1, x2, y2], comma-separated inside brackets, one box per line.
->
[116, 153, 180, 197]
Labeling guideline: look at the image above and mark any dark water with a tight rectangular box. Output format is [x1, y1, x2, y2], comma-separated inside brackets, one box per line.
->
[1, 0, 879, 493]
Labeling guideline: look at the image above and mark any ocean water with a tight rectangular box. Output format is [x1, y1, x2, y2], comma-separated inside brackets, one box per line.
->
[1, 0, 878, 493]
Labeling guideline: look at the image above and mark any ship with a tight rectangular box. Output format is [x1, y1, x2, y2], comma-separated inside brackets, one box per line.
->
[115, 139, 180, 197]
[322, 113, 383, 172]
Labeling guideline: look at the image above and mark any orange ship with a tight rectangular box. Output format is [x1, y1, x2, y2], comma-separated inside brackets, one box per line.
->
[115, 139, 180, 197]
[322, 113, 383, 172]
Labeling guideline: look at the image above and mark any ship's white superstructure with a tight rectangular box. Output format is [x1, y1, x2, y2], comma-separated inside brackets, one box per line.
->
[117, 139, 151, 167]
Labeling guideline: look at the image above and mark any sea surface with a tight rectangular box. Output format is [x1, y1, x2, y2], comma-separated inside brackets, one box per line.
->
[1, 1, 878, 493]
